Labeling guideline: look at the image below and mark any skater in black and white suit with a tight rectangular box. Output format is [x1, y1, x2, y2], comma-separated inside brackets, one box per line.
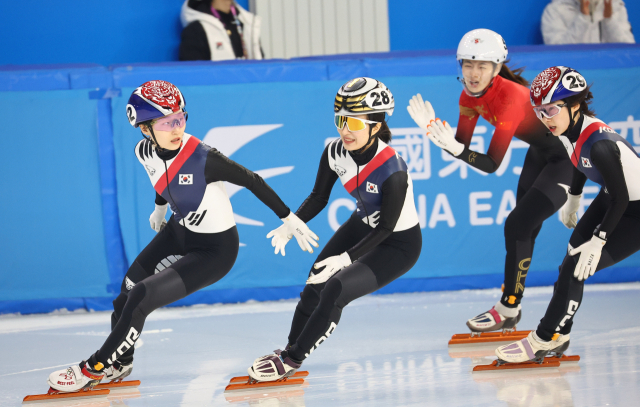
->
[496, 66, 640, 363]
[45, 80, 318, 394]
[246, 78, 422, 383]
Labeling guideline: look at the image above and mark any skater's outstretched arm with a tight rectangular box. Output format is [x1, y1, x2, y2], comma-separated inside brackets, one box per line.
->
[204, 148, 290, 218]
[295, 144, 339, 223]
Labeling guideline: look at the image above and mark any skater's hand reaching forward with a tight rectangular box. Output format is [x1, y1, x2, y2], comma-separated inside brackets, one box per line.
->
[307, 252, 351, 284]
[560, 193, 581, 229]
[569, 234, 606, 281]
[267, 212, 319, 256]
[427, 119, 464, 157]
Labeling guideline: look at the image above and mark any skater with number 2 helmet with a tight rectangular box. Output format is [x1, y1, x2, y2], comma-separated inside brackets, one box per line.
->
[407, 29, 573, 334]
[496, 66, 640, 363]
[44, 80, 318, 395]
[246, 78, 422, 382]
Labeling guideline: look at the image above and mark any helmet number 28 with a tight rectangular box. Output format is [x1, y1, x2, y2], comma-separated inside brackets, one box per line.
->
[367, 91, 391, 107]
[562, 74, 586, 91]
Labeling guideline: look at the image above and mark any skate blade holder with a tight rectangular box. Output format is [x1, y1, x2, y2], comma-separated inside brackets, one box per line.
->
[472, 355, 580, 377]
[23, 380, 141, 405]
[449, 330, 532, 346]
[224, 371, 309, 393]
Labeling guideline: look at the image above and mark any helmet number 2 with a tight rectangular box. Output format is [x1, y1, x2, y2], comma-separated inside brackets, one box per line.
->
[368, 91, 390, 107]
[563, 74, 586, 91]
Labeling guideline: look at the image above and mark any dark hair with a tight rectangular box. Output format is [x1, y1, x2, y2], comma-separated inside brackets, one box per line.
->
[368, 112, 392, 143]
[498, 59, 529, 87]
[564, 85, 596, 117]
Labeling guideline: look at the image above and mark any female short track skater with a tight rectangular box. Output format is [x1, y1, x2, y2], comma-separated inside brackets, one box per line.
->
[407, 29, 573, 333]
[246, 78, 422, 382]
[46, 80, 318, 393]
[495, 66, 640, 363]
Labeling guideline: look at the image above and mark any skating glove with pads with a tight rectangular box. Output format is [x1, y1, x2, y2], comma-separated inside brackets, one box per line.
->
[407, 94, 435, 130]
[569, 234, 606, 281]
[149, 203, 168, 232]
[267, 212, 319, 256]
[560, 193, 581, 229]
[307, 252, 352, 284]
[426, 119, 464, 157]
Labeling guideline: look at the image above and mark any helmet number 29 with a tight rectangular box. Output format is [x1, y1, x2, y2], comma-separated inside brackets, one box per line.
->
[367, 91, 391, 107]
[562, 74, 586, 91]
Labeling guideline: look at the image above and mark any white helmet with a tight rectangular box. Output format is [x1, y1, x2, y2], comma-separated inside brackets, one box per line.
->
[457, 29, 508, 64]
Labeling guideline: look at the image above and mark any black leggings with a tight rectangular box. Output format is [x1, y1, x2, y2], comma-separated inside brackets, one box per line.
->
[95, 217, 239, 367]
[500, 144, 573, 308]
[536, 193, 640, 340]
[287, 215, 422, 362]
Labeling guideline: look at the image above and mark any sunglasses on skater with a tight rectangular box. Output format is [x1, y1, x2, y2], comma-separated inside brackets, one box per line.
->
[533, 103, 568, 120]
[152, 111, 187, 131]
[334, 115, 379, 132]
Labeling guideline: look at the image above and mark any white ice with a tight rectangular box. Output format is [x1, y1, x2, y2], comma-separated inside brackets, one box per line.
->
[2, 283, 640, 406]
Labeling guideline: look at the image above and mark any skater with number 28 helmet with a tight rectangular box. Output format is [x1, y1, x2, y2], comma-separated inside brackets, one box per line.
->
[246, 77, 422, 382]
[43, 80, 318, 395]
[407, 29, 573, 334]
[496, 66, 640, 363]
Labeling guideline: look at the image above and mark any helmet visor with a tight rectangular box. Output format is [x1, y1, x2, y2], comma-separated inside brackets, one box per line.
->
[334, 115, 378, 132]
[533, 103, 567, 120]
[152, 112, 187, 132]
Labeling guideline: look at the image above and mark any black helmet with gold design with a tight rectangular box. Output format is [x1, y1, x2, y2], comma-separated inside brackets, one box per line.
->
[334, 77, 394, 116]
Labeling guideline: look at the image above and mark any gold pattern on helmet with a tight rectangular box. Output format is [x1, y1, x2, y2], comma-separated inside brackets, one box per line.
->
[334, 77, 395, 116]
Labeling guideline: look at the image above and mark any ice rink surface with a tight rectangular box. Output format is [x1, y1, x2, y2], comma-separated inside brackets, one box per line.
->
[2, 283, 640, 407]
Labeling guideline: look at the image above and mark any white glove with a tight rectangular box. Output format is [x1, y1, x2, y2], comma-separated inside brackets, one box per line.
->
[307, 252, 352, 285]
[407, 93, 435, 130]
[427, 119, 464, 157]
[275, 212, 319, 254]
[149, 204, 168, 232]
[266, 224, 290, 256]
[569, 235, 606, 281]
[560, 193, 581, 229]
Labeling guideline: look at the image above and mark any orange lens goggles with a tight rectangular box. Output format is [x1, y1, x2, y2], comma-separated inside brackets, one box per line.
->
[334, 115, 379, 132]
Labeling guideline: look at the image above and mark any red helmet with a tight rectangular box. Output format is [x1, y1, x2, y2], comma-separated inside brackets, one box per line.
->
[126, 80, 186, 127]
[530, 66, 587, 107]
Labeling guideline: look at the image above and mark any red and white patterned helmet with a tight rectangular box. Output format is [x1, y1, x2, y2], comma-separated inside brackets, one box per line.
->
[126, 80, 186, 127]
[530, 66, 587, 106]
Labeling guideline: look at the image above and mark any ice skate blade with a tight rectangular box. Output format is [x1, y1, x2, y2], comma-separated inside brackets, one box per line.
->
[228, 370, 308, 384]
[449, 330, 531, 346]
[472, 354, 580, 373]
[94, 379, 140, 390]
[23, 389, 110, 404]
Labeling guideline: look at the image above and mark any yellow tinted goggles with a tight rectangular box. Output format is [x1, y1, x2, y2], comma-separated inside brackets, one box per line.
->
[334, 115, 379, 132]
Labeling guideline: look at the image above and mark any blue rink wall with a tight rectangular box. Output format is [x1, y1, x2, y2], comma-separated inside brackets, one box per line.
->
[2, 44, 640, 314]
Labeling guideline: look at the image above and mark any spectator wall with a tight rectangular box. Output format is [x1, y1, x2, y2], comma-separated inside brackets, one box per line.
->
[1, 44, 640, 314]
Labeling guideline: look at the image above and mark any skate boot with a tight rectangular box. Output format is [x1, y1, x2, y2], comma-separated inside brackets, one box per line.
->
[467, 302, 522, 333]
[103, 360, 133, 383]
[247, 349, 302, 382]
[495, 331, 570, 364]
[47, 360, 105, 394]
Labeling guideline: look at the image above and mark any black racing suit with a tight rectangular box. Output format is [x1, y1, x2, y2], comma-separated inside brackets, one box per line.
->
[285, 138, 422, 362]
[537, 114, 640, 340]
[94, 136, 290, 368]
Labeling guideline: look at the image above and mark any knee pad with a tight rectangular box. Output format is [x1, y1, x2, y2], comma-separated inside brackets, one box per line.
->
[111, 293, 128, 325]
[121, 282, 148, 320]
[320, 278, 344, 309]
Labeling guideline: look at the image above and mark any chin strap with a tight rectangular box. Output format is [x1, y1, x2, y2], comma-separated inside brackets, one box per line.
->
[352, 125, 376, 155]
[142, 125, 170, 158]
[566, 107, 580, 135]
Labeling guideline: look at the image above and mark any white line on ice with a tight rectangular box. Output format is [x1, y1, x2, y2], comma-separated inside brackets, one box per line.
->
[0, 363, 75, 377]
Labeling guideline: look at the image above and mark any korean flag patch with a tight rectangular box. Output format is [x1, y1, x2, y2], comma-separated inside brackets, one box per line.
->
[179, 174, 193, 185]
[366, 181, 378, 194]
[581, 157, 592, 168]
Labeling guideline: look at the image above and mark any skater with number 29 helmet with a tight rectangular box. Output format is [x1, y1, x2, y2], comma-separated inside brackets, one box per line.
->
[496, 66, 640, 363]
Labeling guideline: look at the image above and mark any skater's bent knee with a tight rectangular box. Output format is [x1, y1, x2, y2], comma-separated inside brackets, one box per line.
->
[320, 278, 344, 307]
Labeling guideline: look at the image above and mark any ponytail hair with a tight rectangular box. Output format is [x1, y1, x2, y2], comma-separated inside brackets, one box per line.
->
[368, 112, 392, 143]
[498, 59, 529, 87]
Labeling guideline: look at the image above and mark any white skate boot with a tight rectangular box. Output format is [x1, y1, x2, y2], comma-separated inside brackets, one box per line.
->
[247, 349, 302, 382]
[495, 331, 570, 364]
[47, 361, 105, 394]
[467, 302, 522, 333]
[104, 361, 133, 383]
